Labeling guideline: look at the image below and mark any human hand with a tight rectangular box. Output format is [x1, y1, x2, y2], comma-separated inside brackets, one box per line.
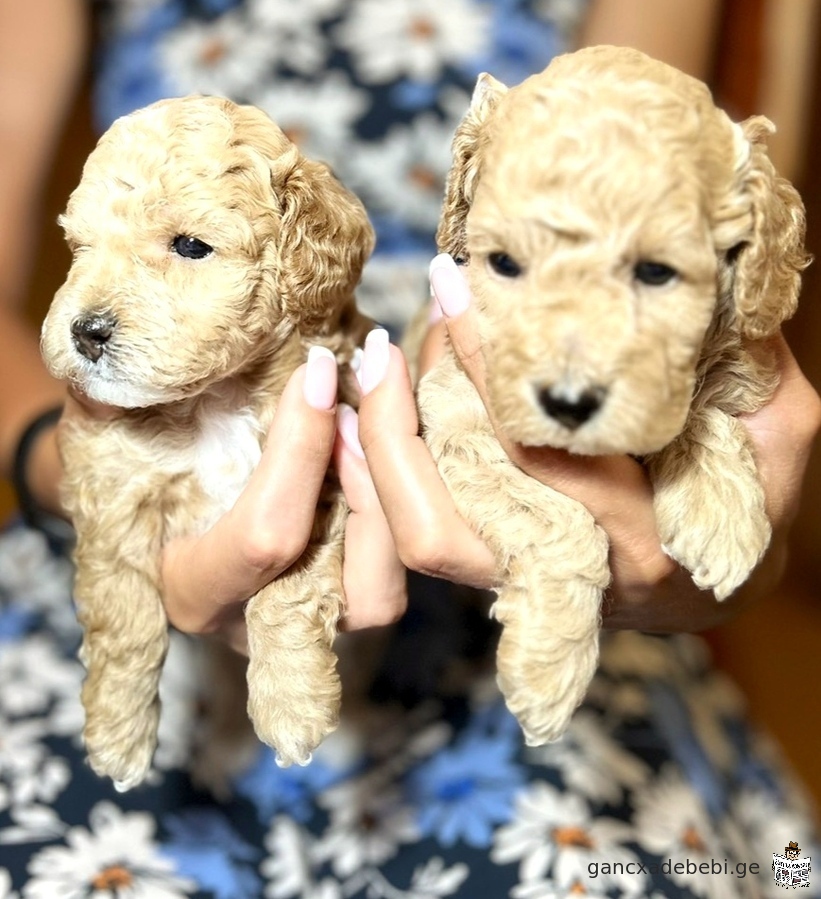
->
[354, 254, 820, 633]
[64, 348, 407, 655]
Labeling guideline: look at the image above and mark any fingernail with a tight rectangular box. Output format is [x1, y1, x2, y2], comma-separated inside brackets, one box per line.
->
[337, 403, 365, 459]
[428, 294, 444, 323]
[303, 345, 338, 410]
[360, 328, 390, 395]
[429, 253, 471, 317]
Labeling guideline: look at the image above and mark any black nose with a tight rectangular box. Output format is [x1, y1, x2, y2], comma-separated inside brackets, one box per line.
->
[71, 313, 116, 363]
[538, 386, 606, 430]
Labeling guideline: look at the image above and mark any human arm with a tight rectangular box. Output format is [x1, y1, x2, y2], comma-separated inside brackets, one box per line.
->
[0, 0, 88, 512]
[576, 0, 721, 78]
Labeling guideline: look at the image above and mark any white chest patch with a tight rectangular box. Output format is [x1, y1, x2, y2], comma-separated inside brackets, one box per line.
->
[191, 405, 264, 531]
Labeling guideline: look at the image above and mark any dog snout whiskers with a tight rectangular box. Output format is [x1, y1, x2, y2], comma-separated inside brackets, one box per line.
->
[537, 385, 607, 430]
[71, 313, 117, 363]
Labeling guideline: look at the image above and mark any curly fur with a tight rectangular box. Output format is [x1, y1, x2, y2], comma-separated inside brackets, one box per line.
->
[41, 96, 374, 788]
[419, 46, 809, 745]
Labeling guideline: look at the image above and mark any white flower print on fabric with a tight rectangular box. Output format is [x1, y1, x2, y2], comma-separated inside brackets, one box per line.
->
[247, 0, 343, 32]
[0, 716, 69, 813]
[403, 857, 469, 897]
[492, 782, 647, 897]
[526, 710, 650, 805]
[23, 802, 196, 899]
[262, 817, 334, 899]
[0, 806, 67, 847]
[0, 635, 81, 720]
[345, 115, 455, 232]
[0, 530, 76, 639]
[632, 768, 740, 899]
[315, 780, 420, 877]
[158, 10, 286, 100]
[251, 71, 368, 167]
[509, 876, 611, 898]
[334, 0, 488, 84]
[0, 868, 19, 899]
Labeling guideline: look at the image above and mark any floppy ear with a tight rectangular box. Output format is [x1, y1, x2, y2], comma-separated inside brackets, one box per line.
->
[275, 153, 375, 333]
[728, 116, 810, 339]
[436, 73, 508, 261]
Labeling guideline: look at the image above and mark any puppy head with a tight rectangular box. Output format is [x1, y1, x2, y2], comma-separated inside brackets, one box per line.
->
[41, 96, 374, 407]
[439, 46, 807, 455]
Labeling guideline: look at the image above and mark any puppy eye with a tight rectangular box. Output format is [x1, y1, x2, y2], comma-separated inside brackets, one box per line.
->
[172, 235, 214, 259]
[633, 261, 678, 286]
[488, 252, 523, 278]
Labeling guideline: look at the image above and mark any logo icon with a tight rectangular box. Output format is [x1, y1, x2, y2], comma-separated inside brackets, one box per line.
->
[773, 841, 812, 889]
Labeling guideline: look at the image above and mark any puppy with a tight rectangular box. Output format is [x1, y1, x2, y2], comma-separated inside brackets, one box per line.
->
[41, 96, 374, 789]
[419, 46, 808, 745]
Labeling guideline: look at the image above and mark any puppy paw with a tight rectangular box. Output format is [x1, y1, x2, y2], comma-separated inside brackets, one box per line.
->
[249, 689, 338, 767]
[495, 580, 602, 745]
[656, 487, 771, 600]
[84, 709, 159, 790]
[246, 652, 341, 767]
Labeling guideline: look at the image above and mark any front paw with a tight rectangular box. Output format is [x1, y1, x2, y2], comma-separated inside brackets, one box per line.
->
[656, 483, 771, 601]
[84, 707, 159, 791]
[247, 655, 341, 767]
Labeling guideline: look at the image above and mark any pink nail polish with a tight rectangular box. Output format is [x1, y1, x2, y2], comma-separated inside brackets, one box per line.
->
[337, 403, 365, 459]
[361, 328, 390, 395]
[303, 346, 338, 410]
[429, 253, 471, 317]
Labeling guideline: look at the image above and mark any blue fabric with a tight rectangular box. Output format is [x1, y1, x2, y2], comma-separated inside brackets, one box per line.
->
[1, 527, 818, 897]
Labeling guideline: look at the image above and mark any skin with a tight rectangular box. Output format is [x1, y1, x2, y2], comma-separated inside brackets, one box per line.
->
[3, 0, 820, 650]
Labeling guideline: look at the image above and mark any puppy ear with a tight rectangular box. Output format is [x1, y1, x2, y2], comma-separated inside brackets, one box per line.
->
[729, 116, 809, 338]
[275, 154, 375, 333]
[436, 73, 508, 260]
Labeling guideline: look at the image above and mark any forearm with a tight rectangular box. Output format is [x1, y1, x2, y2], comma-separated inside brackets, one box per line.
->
[577, 0, 721, 78]
[0, 0, 87, 514]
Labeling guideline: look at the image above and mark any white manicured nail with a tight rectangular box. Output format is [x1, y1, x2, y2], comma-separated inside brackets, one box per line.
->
[303, 345, 337, 410]
[429, 253, 471, 317]
[360, 328, 390, 395]
[337, 403, 365, 459]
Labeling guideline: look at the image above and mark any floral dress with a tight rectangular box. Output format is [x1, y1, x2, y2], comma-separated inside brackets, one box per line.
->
[2, 1, 819, 896]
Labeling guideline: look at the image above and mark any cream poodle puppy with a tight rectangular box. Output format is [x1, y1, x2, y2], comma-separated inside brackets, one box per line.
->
[41, 96, 374, 789]
[419, 46, 809, 746]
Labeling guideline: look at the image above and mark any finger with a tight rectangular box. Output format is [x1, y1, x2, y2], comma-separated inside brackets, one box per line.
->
[335, 409, 407, 630]
[740, 332, 821, 525]
[162, 348, 338, 634]
[428, 254, 487, 392]
[357, 328, 497, 588]
[417, 318, 448, 379]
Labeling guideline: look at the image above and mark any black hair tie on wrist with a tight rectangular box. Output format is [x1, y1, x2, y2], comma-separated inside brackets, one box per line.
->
[11, 405, 75, 553]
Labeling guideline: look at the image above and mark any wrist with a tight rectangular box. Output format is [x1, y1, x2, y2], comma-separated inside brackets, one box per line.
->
[11, 406, 73, 548]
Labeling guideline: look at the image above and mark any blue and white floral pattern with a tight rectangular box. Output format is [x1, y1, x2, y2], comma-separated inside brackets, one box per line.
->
[2, 527, 818, 897]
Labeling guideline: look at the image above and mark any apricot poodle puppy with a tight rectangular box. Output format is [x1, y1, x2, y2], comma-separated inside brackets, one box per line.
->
[41, 96, 373, 789]
[420, 46, 808, 746]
